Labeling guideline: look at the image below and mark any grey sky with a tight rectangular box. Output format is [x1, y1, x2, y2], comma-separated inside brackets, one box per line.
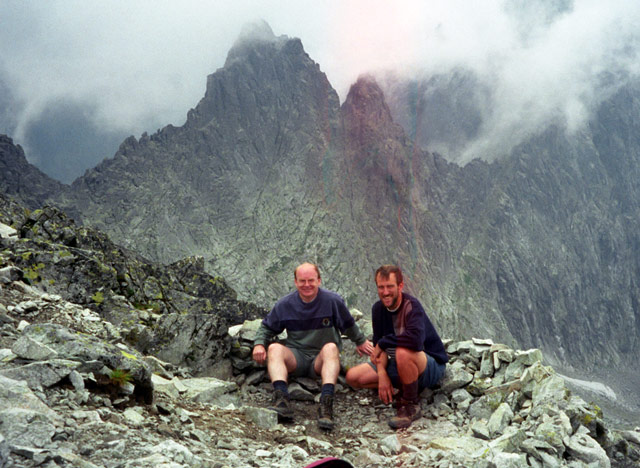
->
[2, 0, 640, 180]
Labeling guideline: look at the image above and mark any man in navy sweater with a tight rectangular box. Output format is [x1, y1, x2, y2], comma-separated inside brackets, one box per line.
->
[253, 262, 373, 430]
[346, 265, 448, 429]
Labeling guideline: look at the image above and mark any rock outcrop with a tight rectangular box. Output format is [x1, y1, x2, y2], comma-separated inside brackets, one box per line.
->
[0, 193, 264, 376]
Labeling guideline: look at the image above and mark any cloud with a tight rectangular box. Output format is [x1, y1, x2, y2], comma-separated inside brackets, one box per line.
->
[325, 0, 640, 162]
[454, 0, 640, 162]
[22, 98, 128, 184]
[1, 0, 639, 179]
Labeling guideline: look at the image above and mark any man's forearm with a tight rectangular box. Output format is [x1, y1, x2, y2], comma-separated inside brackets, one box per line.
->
[374, 349, 389, 369]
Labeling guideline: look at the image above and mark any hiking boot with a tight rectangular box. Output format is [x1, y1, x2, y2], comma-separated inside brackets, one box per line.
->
[317, 394, 335, 430]
[388, 399, 421, 430]
[268, 389, 294, 421]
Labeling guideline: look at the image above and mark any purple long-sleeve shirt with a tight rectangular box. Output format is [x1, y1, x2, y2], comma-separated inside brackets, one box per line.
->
[372, 293, 449, 365]
[254, 288, 366, 353]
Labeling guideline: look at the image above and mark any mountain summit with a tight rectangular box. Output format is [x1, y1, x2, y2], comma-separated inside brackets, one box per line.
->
[226, 19, 282, 63]
[60, 25, 342, 306]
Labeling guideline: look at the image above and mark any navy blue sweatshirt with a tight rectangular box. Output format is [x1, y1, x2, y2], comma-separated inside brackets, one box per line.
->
[372, 293, 449, 365]
[254, 288, 366, 353]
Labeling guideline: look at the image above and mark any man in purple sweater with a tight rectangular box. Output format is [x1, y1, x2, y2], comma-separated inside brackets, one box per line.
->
[253, 262, 373, 430]
[346, 265, 448, 429]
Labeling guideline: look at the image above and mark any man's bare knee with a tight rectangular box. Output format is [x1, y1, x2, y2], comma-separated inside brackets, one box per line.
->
[346, 375, 363, 388]
[345, 369, 359, 387]
[320, 342, 339, 356]
[346, 365, 377, 389]
[267, 343, 287, 359]
[395, 346, 413, 361]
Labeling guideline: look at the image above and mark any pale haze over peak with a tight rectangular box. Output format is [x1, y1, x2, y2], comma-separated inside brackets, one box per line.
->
[1, 0, 639, 181]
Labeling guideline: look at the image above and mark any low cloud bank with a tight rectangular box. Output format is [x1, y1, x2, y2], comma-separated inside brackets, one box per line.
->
[1, 1, 639, 178]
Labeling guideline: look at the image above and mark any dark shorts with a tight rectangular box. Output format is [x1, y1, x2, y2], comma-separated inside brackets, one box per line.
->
[289, 347, 320, 378]
[368, 352, 446, 390]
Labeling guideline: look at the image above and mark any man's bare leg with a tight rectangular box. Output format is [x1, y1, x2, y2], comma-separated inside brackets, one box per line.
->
[345, 363, 379, 388]
[267, 343, 297, 381]
[313, 342, 340, 430]
[313, 342, 340, 384]
[395, 347, 427, 384]
[266, 343, 297, 420]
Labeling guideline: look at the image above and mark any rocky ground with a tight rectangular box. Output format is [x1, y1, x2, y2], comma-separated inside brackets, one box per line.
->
[2, 279, 640, 468]
[0, 195, 639, 467]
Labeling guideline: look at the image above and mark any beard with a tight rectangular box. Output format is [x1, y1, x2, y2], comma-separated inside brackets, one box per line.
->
[382, 292, 401, 310]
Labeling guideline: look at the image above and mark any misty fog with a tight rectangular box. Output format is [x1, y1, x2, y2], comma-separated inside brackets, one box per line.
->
[1, 0, 639, 181]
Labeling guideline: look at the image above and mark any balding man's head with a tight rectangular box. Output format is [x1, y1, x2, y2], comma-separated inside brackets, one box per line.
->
[294, 262, 321, 281]
[294, 262, 321, 303]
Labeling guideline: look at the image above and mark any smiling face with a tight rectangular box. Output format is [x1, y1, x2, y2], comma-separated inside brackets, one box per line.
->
[294, 263, 321, 303]
[376, 272, 403, 310]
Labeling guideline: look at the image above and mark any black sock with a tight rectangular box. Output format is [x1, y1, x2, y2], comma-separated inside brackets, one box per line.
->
[402, 380, 419, 402]
[273, 380, 289, 396]
[321, 383, 335, 398]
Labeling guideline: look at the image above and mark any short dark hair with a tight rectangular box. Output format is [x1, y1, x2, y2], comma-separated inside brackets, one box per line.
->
[294, 262, 321, 280]
[375, 265, 403, 285]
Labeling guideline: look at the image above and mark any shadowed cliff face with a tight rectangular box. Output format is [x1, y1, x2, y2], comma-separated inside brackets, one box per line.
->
[490, 89, 640, 397]
[0, 135, 68, 209]
[1, 26, 639, 413]
[340, 76, 413, 203]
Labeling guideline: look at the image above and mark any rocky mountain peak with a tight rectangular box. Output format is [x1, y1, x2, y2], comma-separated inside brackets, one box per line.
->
[224, 20, 300, 68]
[187, 21, 334, 136]
[340, 75, 413, 195]
[342, 75, 398, 136]
[0, 134, 67, 210]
